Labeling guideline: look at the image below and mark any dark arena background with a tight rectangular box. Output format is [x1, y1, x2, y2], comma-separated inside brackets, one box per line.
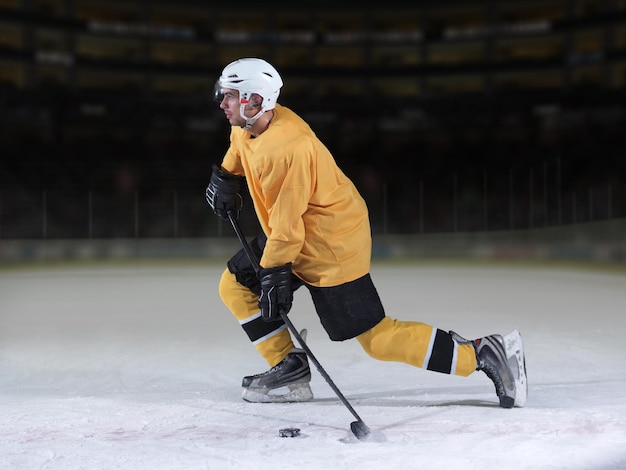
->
[1, 0, 625, 263]
[2, 4, 626, 468]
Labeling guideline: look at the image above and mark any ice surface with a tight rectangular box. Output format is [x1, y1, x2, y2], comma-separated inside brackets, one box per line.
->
[1, 262, 625, 469]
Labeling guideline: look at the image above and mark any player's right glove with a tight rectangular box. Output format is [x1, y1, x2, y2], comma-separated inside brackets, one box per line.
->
[205, 164, 244, 219]
[258, 263, 293, 322]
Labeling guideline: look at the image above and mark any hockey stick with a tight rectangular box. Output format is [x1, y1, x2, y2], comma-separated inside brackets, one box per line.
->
[227, 211, 371, 441]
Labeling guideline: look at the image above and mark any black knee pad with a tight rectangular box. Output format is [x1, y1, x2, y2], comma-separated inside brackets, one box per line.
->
[227, 232, 267, 296]
[226, 232, 304, 296]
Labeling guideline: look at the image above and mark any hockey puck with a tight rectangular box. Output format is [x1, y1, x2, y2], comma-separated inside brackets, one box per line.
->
[279, 427, 300, 438]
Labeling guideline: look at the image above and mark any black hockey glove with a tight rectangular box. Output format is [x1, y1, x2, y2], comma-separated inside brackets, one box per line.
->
[258, 262, 293, 322]
[205, 164, 244, 219]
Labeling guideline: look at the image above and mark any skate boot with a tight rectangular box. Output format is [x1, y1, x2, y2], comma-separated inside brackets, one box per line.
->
[241, 350, 313, 403]
[451, 329, 527, 408]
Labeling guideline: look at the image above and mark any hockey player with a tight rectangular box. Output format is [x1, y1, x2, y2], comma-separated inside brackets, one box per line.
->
[206, 58, 527, 408]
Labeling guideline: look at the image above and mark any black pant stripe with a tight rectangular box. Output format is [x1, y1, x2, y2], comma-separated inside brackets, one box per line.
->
[242, 315, 286, 343]
[427, 329, 454, 374]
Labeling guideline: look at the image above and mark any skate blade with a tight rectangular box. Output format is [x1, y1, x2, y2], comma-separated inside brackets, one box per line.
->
[503, 329, 527, 407]
[242, 382, 314, 403]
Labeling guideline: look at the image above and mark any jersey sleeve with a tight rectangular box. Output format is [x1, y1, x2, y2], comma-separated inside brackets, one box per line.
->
[258, 142, 314, 269]
[220, 128, 245, 175]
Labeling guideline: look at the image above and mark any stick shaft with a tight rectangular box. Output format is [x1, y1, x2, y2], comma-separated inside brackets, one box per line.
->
[226, 212, 369, 428]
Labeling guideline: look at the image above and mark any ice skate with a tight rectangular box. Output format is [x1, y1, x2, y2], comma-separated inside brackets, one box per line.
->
[242, 350, 313, 403]
[451, 329, 527, 408]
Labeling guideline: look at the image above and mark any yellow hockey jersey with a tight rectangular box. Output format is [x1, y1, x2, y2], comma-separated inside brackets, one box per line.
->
[220, 104, 371, 287]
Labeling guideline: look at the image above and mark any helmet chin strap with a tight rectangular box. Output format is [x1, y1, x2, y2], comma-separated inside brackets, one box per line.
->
[238, 93, 265, 130]
[239, 103, 264, 130]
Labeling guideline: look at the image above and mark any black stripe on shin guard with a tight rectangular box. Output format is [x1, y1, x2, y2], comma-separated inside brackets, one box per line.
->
[427, 329, 455, 374]
[241, 315, 286, 343]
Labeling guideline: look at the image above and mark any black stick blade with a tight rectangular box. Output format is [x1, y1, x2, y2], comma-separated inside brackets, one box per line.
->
[350, 420, 371, 440]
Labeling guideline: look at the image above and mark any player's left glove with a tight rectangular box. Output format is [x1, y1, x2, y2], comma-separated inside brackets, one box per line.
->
[205, 164, 244, 219]
[258, 263, 293, 322]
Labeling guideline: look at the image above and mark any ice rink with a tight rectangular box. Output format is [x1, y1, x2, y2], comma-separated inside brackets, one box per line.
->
[1, 261, 626, 469]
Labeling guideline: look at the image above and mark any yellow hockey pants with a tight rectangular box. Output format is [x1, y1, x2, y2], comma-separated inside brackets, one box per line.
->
[219, 268, 476, 376]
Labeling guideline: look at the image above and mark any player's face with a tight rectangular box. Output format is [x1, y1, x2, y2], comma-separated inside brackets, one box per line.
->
[218, 88, 258, 127]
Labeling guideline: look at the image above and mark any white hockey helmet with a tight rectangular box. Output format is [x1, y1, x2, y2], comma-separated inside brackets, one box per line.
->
[214, 58, 283, 129]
